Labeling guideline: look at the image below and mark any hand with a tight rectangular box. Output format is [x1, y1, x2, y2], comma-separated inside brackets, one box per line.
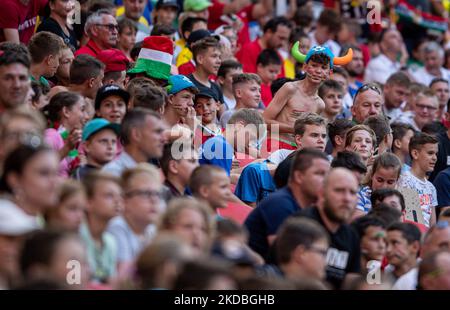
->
[184, 107, 197, 131]
[67, 128, 82, 149]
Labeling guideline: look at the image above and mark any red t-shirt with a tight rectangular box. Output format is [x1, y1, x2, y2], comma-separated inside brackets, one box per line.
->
[260, 82, 272, 107]
[0, 0, 47, 44]
[75, 39, 103, 58]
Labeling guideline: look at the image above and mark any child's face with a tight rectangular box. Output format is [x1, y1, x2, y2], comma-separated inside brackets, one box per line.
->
[124, 172, 162, 225]
[346, 130, 374, 162]
[361, 226, 387, 262]
[204, 171, 233, 209]
[57, 191, 87, 232]
[295, 124, 327, 152]
[119, 26, 136, 50]
[257, 63, 281, 84]
[176, 156, 199, 186]
[97, 95, 127, 124]
[170, 89, 195, 117]
[199, 47, 222, 76]
[371, 167, 399, 191]
[236, 80, 261, 108]
[194, 96, 218, 124]
[220, 67, 242, 92]
[85, 128, 118, 165]
[88, 180, 124, 221]
[66, 98, 88, 129]
[413, 143, 438, 173]
[304, 60, 331, 84]
[323, 89, 344, 116]
[395, 129, 415, 156]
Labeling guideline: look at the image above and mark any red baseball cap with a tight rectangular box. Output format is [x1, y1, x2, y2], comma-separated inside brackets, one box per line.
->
[97, 49, 129, 73]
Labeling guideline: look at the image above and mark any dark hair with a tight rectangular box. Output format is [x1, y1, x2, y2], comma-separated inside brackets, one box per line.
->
[371, 188, 406, 212]
[20, 230, 79, 278]
[263, 16, 292, 34]
[256, 49, 282, 67]
[120, 108, 161, 146]
[132, 85, 166, 111]
[368, 203, 402, 227]
[386, 71, 411, 88]
[409, 132, 439, 158]
[88, 1, 115, 14]
[351, 215, 386, 239]
[130, 41, 143, 61]
[289, 27, 309, 45]
[363, 115, 392, 147]
[366, 152, 402, 188]
[181, 17, 207, 39]
[317, 8, 342, 34]
[103, 71, 125, 84]
[392, 122, 416, 149]
[387, 222, 421, 244]
[28, 31, 63, 64]
[0, 143, 53, 194]
[440, 208, 450, 218]
[290, 148, 329, 179]
[189, 165, 228, 196]
[331, 151, 367, 174]
[118, 17, 137, 34]
[70, 54, 104, 85]
[191, 36, 220, 62]
[421, 121, 446, 136]
[43, 91, 82, 122]
[328, 118, 353, 148]
[216, 218, 248, 239]
[151, 24, 176, 36]
[217, 59, 242, 78]
[276, 217, 329, 264]
[0, 42, 31, 68]
[271, 78, 295, 96]
[318, 79, 345, 99]
[307, 53, 331, 66]
[429, 77, 448, 88]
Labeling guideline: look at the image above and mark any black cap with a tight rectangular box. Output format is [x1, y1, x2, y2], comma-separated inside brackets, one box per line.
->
[187, 29, 220, 47]
[156, 0, 179, 10]
[195, 88, 218, 102]
[95, 84, 130, 110]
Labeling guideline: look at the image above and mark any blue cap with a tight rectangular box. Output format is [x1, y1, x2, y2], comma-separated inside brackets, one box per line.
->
[82, 118, 120, 142]
[167, 75, 198, 95]
[305, 46, 334, 68]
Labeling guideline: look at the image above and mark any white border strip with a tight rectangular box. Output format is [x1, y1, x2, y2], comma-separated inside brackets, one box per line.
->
[138, 48, 172, 65]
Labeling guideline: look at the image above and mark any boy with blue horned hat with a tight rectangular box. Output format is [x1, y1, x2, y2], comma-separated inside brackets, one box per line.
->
[262, 44, 353, 153]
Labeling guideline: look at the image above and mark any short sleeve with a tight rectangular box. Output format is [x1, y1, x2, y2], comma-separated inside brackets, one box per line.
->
[235, 164, 261, 203]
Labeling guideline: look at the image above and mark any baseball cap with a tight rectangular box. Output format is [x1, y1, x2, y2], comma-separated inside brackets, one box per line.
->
[95, 84, 130, 110]
[184, 0, 212, 12]
[96, 49, 130, 73]
[187, 29, 220, 47]
[195, 88, 218, 102]
[82, 118, 120, 142]
[156, 0, 179, 10]
[0, 200, 39, 236]
[167, 75, 198, 95]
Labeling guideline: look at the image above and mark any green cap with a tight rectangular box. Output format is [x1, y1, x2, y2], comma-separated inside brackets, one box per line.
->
[184, 0, 212, 12]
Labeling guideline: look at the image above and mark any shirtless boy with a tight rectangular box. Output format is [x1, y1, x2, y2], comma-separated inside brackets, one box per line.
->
[263, 45, 352, 151]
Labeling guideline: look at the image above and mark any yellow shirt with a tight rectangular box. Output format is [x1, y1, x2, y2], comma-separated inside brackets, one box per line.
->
[176, 46, 193, 68]
[116, 6, 150, 27]
[284, 58, 296, 79]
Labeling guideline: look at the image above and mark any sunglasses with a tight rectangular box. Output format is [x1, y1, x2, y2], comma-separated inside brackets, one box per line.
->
[354, 83, 382, 98]
[96, 23, 119, 32]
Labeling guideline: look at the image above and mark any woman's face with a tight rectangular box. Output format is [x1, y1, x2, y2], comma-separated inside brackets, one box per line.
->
[64, 98, 88, 130]
[55, 191, 87, 232]
[171, 208, 209, 254]
[15, 150, 60, 212]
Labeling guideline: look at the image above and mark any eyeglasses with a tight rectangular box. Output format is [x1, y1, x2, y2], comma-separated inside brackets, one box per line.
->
[306, 246, 328, 257]
[95, 24, 119, 32]
[125, 189, 162, 200]
[354, 83, 382, 99]
[415, 103, 438, 111]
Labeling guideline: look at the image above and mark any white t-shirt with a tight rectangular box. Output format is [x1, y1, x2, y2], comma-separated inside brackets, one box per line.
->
[398, 171, 438, 227]
[392, 267, 418, 290]
[364, 54, 401, 84]
[409, 67, 450, 87]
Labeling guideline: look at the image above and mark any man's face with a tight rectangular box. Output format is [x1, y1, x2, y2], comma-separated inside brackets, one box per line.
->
[345, 50, 364, 76]
[94, 15, 118, 48]
[139, 115, 166, 159]
[268, 25, 291, 49]
[304, 60, 331, 85]
[352, 89, 383, 123]
[414, 96, 438, 129]
[431, 81, 450, 106]
[88, 180, 124, 221]
[56, 48, 74, 81]
[384, 84, 408, 109]
[295, 124, 327, 152]
[423, 227, 450, 255]
[386, 230, 417, 268]
[413, 143, 438, 174]
[46, 52, 61, 78]
[361, 226, 387, 261]
[0, 63, 30, 110]
[237, 80, 261, 108]
[156, 6, 178, 26]
[85, 129, 118, 166]
[322, 170, 359, 224]
[124, 0, 146, 21]
[170, 89, 195, 117]
[323, 89, 344, 116]
[199, 47, 222, 76]
[371, 167, 399, 191]
[381, 30, 402, 54]
[294, 158, 330, 201]
[256, 63, 281, 84]
[424, 51, 443, 71]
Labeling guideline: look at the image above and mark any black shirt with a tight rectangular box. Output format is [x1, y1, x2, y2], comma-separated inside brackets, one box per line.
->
[273, 150, 297, 189]
[430, 131, 450, 182]
[294, 207, 361, 289]
[37, 17, 78, 52]
[187, 74, 224, 104]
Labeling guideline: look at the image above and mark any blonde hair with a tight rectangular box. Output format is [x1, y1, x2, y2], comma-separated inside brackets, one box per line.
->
[345, 124, 377, 148]
[121, 163, 161, 190]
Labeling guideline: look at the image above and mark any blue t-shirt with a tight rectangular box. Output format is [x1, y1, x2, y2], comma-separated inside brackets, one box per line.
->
[234, 161, 276, 204]
[244, 186, 301, 258]
[433, 167, 450, 209]
[199, 135, 233, 175]
[349, 81, 363, 98]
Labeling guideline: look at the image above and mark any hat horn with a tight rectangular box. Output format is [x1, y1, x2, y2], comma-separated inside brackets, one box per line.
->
[333, 48, 353, 66]
[291, 41, 306, 63]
